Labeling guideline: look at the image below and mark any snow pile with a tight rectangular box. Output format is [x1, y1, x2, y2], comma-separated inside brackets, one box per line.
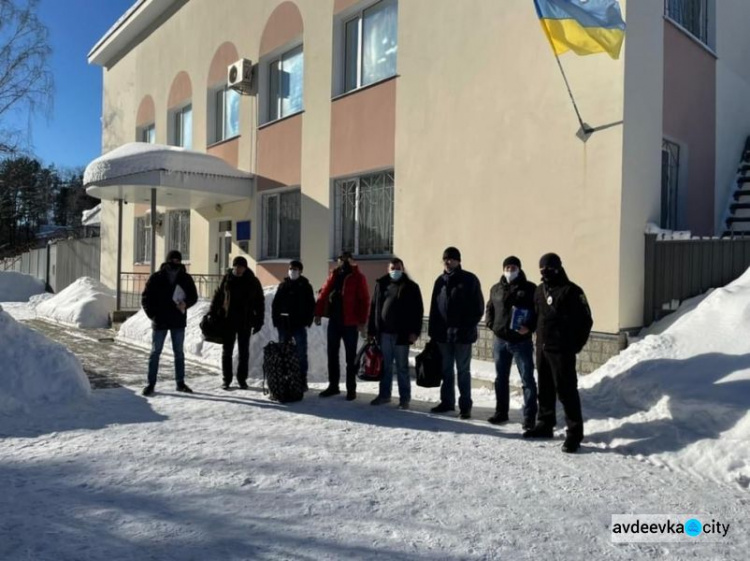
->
[36, 277, 114, 328]
[0, 310, 90, 415]
[583, 267, 750, 489]
[644, 222, 693, 240]
[84, 142, 252, 185]
[117, 286, 330, 381]
[0, 271, 46, 302]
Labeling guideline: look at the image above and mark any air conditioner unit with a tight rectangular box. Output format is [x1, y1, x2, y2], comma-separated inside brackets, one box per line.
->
[228, 58, 254, 95]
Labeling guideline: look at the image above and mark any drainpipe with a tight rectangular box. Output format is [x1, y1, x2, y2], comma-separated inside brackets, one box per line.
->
[116, 199, 123, 311]
[150, 188, 157, 274]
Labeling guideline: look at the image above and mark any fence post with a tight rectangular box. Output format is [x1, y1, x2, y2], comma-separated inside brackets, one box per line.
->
[643, 233, 657, 325]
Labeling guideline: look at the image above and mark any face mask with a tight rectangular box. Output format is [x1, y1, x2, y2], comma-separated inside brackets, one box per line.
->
[504, 270, 519, 283]
[289, 269, 300, 281]
[541, 268, 558, 282]
[232, 268, 243, 277]
[389, 270, 403, 281]
[168, 262, 181, 271]
[340, 261, 352, 273]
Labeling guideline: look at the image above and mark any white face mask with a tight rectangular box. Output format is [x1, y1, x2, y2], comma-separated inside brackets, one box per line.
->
[504, 270, 519, 283]
[289, 269, 300, 281]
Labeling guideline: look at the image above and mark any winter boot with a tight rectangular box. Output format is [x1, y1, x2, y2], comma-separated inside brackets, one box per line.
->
[319, 386, 341, 398]
[522, 423, 554, 439]
[487, 412, 509, 425]
[430, 402, 455, 414]
[142, 384, 155, 396]
[176, 383, 193, 394]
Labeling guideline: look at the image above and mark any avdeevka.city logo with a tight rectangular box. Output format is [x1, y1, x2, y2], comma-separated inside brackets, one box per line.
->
[610, 515, 731, 543]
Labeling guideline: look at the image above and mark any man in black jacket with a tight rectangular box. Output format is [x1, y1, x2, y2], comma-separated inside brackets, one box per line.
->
[210, 256, 265, 390]
[485, 256, 537, 430]
[525, 253, 593, 453]
[272, 260, 315, 389]
[428, 247, 484, 419]
[368, 258, 424, 409]
[141, 250, 198, 396]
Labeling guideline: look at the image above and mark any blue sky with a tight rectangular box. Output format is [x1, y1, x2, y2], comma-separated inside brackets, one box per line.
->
[9, 0, 134, 169]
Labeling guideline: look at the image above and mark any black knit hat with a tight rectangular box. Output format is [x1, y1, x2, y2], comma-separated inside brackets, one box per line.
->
[503, 255, 521, 269]
[539, 253, 562, 269]
[289, 260, 303, 271]
[232, 256, 248, 268]
[166, 250, 182, 262]
[442, 246, 461, 261]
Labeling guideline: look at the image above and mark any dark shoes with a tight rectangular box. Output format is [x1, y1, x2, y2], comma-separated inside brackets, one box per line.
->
[238, 383, 249, 390]
[142, 384, 155, 396]
[522, 424, 554, 439]
[430, 403, 455, 414]
[398, 401, 410, 410]
[370, 396, 391, 406]
[221, 383, 231, 390]
[487, 413, 509, 425]
[561, 436, 582, 454]
[522, 419, 536, 432]
[176, 383, 193, 394]
[459, 410, 472, 420]
[319, 386, 341, 398]
[346, 390, 357, 401]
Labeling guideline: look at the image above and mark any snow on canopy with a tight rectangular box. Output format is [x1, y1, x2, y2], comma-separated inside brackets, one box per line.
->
[83, 142, 252, 185]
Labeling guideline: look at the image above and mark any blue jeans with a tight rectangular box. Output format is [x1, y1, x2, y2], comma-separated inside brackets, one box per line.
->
[278, 327, 309, 382]
[493, 337, 537, 423]
[437, 342, 473, 412]
[147, 328, 185, 386]
[378, 333, 411, 403]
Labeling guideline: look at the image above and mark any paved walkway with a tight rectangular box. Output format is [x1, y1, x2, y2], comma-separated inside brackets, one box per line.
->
[22, 319, 219, 389]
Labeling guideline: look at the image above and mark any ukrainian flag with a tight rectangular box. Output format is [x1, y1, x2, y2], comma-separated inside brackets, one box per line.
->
[534, 0, 626, 59]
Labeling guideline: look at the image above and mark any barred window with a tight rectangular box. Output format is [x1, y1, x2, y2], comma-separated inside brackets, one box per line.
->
[134, 216, 152, 264]
[172, 104, 192, 149]
[661, 139, 681, 230]
[262, 190, 301, 259]
[166, 210, 191, 261]
[665, 0, 709, 44]
[334, 170, 394, 257]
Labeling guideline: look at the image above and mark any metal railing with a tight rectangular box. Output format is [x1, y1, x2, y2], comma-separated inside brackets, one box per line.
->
[119, 272, 224, 310]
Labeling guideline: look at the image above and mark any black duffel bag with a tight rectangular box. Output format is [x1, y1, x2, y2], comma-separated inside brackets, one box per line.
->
[415, 340, 442, 388]
[200, 311, 227, 344]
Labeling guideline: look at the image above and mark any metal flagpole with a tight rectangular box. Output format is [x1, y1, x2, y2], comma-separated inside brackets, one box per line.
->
[552, 51, 594, 139]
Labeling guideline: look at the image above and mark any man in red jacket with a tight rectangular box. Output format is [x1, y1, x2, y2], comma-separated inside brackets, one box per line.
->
[314, 252, 370, 400]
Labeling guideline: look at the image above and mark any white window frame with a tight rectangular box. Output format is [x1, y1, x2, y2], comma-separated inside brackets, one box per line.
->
[261, 188, 301, 260]
[333, 0, 398, 96]
[333, 169, 394, 258]
[209, 85, 240, 144]
[134, 214, 152, 264]
[262, 44, 304, 124]
[166, 209, 191, 262]
[138, 124, 156, 144]
[170, 103, 192, 148]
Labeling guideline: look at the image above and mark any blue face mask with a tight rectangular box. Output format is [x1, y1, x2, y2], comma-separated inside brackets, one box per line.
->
[389, 270, 403, 281]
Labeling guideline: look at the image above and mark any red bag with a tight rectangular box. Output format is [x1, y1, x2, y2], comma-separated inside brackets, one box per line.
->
[357, 341, 383, 382]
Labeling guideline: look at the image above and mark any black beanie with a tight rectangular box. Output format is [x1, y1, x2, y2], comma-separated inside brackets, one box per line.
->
[539, 253, 562, 269]
[442, 246, 461, 261]
[232, 256, 248, 267]
[289, 260, 303, 271]
[166, 250, 182, 262]
[503, 256, 521, 269]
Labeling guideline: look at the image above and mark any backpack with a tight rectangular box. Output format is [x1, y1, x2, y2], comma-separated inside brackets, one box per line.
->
[199, 311, 227, 345]
[415, 340, 442, 388]
[356, 340, 384, 382]
[262, 341, 304, 403]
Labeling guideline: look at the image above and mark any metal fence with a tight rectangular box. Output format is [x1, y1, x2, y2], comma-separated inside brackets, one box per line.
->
[643, 233, 750, 324]
[119, 272, 224, 310]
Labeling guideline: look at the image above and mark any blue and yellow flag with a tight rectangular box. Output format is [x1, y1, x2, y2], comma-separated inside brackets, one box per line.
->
[534, 0, 626, 59]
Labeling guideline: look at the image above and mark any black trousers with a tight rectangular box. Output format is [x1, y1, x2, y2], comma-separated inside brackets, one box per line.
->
[537, 349, 584, 441]
[327, 320, 359, 392]
[222, 326, 251, 384]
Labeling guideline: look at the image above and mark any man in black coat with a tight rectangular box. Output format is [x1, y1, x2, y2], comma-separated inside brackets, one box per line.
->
[210, 256, 265, 390]
[525, 252, 593, 453]
[368, 258, 424, 409]
[485, 256, 537, 430]
[428, 246, 484, 419]
[141, 249, 198, 396]
[272, 260, 315, 389]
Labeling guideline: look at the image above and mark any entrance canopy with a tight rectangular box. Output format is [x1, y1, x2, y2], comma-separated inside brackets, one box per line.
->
[84, 142, 253, 208]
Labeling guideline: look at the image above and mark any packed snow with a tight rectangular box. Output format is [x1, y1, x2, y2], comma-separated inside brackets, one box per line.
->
[583, 268, 750, 489]
[83, 142, 253, 185]
[35, 277, 114, 328]
[0, 309, 90, 415]
[0, 270, 46, 302]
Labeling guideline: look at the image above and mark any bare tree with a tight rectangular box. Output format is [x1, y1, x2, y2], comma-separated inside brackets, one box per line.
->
[0, 0, 53, 155]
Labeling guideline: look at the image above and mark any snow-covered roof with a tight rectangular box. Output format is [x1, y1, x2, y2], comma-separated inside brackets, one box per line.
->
[82, 204, 102, 227]
[84, 143, 253, 208]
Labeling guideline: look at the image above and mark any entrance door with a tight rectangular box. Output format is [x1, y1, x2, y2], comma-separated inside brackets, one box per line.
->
[217, 220, 232, 274]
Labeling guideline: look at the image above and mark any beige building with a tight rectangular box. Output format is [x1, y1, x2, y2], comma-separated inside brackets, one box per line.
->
[87, 0, 750, 345]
